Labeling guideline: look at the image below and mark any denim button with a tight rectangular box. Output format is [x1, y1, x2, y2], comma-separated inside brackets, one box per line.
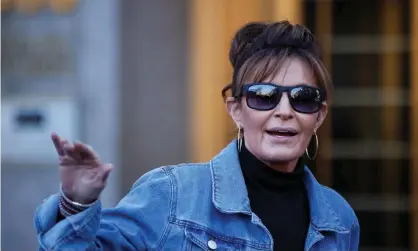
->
[208, 240, 217, 250]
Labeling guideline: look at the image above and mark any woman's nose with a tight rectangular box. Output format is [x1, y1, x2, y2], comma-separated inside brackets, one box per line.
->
[273, 93, 294, 120]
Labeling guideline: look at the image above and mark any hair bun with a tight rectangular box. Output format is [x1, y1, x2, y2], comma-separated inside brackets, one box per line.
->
[224, 21, 329, 102]
[229, 21, 322, 71]
[254, 22, 320, 56]
[229, 22, 268, 68]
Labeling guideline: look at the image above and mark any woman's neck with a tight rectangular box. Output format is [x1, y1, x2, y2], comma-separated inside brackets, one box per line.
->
[265, 158, 299, 173]
[238, 142, 305, 190]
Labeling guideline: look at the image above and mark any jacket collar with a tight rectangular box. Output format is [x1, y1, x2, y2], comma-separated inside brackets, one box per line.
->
[210, 140, 348, 233]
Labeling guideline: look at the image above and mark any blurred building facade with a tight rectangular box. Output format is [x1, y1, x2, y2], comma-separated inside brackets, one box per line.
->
[2, 0, 190, 250]
[1, 0, 417, 251]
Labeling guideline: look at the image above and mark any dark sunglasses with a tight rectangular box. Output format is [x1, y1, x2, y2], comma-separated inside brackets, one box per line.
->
[240, 83, 326, 114]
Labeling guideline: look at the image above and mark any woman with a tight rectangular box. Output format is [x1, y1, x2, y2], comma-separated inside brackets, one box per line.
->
[35, 21, 360, 251]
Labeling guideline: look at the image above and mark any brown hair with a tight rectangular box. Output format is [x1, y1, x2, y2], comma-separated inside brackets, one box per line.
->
[222, 21, 332, 102]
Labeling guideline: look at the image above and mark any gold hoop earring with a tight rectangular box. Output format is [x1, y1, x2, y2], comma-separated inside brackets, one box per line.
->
[237, 127, 243, 152]
[305, 132, 318, 160]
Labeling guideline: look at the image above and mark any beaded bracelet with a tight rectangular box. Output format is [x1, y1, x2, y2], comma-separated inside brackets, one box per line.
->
[59, 184, 98, 217]
[59, 196, 81, 217]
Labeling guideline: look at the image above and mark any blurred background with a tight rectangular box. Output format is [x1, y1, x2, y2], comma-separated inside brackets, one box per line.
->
[1, 0, 417, 250]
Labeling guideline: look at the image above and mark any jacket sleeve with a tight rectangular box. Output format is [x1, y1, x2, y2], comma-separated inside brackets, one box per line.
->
[34, 167, 174, 251]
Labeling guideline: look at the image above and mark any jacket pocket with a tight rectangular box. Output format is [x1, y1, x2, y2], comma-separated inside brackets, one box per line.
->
[184, 226, 246, 251]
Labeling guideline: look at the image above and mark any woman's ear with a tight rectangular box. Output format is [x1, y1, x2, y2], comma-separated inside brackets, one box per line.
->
[226, 97, 243, 127]
[314, 102, 328, 132]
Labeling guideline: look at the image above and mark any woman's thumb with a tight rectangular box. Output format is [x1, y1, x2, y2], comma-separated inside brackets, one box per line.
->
[101, 164, 114, 182]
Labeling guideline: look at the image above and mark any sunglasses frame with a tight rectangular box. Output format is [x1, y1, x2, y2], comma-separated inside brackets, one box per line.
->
[239, 83, 327, 114]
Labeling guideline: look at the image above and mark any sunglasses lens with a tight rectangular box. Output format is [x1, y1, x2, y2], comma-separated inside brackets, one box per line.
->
[246, 84, 280, 110]
[289, 87, 322, 113]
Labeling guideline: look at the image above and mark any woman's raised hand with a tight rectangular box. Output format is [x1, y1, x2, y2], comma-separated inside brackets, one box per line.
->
[52, 133, 114, 204]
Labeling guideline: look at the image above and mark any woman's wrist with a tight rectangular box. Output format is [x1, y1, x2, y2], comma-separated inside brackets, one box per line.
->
[59, 195, 82, 217]
[59, 184, 98, 208]
[58, 184, 98, 217]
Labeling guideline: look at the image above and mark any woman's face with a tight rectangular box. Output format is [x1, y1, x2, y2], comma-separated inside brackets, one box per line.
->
[227, 57, 327, 170]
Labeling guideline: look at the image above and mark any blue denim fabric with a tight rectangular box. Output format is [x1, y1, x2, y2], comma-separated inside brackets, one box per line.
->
[35, 140, 360, 250]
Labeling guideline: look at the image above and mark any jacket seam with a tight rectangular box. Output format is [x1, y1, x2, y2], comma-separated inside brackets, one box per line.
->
[321, 185, 359, 228]
[152, 166, 177, 250]
[170, 217, 270, 250]
[319, 185, 353, 230]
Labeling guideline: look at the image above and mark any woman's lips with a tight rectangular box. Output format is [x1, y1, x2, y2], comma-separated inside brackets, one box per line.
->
[265, 127, 299, 142]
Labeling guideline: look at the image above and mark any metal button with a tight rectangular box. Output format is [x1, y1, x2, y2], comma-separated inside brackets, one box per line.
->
[208, 240, 217, 250]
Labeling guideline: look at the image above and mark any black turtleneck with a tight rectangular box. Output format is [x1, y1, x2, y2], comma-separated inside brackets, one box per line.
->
[239, 143, 310, 251]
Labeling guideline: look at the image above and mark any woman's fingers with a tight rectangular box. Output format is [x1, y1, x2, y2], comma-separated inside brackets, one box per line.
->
[59, 155, 75, 165]
[51, 133, 65, 156]
[63, 142, 82, 162]
[53, 134, 101, 167]
[74, 141, 101, 163]
[51, 133, 76, 162]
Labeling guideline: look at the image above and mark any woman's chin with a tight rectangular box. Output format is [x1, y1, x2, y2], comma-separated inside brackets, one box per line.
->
[260, 146, 302, 163]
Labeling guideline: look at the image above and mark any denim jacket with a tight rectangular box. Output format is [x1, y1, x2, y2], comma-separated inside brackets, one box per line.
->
[35, 140, 360, 251]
